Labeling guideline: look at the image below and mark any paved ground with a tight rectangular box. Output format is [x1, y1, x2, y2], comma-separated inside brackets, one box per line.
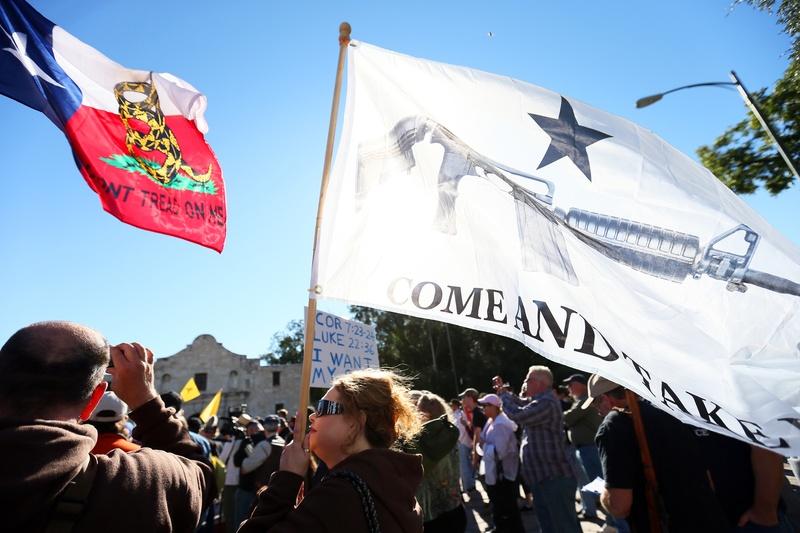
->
[463, 479, 609, 533]
[464, 462, 800, 533]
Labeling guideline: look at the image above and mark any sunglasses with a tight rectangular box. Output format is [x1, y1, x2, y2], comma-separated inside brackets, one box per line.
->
[316, 399, 345, 416]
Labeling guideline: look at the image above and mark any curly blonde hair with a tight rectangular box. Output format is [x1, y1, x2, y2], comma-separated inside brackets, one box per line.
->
[333, 368, 422, 449]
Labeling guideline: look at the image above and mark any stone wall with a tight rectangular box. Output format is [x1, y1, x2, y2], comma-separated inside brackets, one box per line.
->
[154, 334, 301, 419]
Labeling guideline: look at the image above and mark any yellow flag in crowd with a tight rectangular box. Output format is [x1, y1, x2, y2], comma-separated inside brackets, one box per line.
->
[180, 377, 201, 402]
[199, 389, 222, 423]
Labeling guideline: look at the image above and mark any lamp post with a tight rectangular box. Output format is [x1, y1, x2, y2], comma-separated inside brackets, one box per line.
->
[636, 70, 799, 183]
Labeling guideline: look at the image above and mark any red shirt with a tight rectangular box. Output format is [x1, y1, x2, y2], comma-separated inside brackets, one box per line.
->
[91, 433, 141, 455]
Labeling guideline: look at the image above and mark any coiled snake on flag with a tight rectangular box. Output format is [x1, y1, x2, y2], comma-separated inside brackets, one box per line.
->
[114, 80, 211, 185]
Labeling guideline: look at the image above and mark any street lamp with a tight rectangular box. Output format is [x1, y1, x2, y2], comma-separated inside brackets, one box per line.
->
[636, 70, 799, 183]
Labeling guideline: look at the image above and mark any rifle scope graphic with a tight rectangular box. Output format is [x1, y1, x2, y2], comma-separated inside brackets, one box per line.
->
[356, 116, 800, 297]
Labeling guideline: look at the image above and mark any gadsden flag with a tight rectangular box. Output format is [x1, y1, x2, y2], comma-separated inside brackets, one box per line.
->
[0, 0, 226, 251]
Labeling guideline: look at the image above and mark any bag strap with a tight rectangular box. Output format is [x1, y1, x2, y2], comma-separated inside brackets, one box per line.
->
[46, 455, 99, 533]
[325, 470, 381, 533]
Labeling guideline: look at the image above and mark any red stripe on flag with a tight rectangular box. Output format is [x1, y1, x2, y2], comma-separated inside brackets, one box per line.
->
[65, 105, 227, 252]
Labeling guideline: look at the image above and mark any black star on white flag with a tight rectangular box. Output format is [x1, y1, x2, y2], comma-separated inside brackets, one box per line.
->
[529, 96, 611, 181]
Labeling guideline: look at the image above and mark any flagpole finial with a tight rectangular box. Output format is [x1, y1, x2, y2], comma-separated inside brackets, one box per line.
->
[339, 22, 352, 45]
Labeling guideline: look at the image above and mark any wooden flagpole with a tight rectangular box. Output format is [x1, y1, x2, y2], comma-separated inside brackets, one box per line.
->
[625, 389, 665, 533]
[295, 22, 352, 444]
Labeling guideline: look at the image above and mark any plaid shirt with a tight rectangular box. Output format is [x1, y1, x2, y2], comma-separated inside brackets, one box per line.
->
[500, 390, 573, 485]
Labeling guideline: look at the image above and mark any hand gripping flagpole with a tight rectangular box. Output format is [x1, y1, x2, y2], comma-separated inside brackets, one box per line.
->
[295, 22, 352, 444]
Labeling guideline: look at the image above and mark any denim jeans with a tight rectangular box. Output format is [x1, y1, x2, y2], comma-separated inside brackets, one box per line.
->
[576, 444, 602, 480]
[576, 444, 602, 517]
[458, 442, 475, 492]
[568, 447, 596, 518]
[531, 476, 581, 533]
[234, 488, 256, 529]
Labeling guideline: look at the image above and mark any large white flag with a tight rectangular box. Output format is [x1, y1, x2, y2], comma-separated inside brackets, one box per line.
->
[315, 41, 800, 453]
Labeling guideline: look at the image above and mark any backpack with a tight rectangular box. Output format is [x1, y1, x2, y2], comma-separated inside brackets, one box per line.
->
[45, 455, 99, 533]
[239, 435, 284, 492]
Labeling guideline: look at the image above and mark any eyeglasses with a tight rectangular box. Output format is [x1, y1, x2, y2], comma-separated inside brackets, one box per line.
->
[316, 399, 345, 416]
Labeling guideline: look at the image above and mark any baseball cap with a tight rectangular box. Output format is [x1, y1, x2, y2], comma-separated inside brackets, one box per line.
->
[562, 373, 588, 385]
[89, 391, 128, 422]
[477, 393, 502, 407]
[458, 388, 479, 400]
[263, 414, 281, 428]
[581, 374, 622, 409]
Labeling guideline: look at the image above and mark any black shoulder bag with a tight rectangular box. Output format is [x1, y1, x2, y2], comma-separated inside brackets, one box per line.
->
[325, 470, 381, 533]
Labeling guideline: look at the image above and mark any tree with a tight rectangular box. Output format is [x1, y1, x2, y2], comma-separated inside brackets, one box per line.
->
[263, 319, 304, 364]
[265, 309, 579, 399]
[697, 0, 800, 194]
[351, 305, 575, 399]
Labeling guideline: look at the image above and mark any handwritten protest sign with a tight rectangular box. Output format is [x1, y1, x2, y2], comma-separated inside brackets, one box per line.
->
[308, 309, 380, 388]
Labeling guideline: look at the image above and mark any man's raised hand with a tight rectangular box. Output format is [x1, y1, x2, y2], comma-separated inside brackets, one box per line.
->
[107, 342, 158, 410]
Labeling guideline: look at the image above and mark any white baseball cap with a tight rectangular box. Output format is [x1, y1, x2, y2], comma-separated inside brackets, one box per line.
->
[477, 393, 502, 408]
[89, 391, 128, 422]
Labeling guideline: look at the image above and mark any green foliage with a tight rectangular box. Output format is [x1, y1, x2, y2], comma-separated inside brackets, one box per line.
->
[697, 78, 799, 194]
[734, 1, 800, 58]
[100, 154, 218, 195]
[698, 0, 800, 194]
[265, 309, 581, 398]
[350, 306, 577, 399]
[264, 319, 305, 364]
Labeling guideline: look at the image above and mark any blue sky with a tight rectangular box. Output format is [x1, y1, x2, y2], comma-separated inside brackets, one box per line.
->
[0, 0, 796, 359]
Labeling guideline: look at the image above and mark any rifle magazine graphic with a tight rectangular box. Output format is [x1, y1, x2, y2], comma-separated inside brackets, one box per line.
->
[565, 209, 698, 283]
[357, 116, 800, 298]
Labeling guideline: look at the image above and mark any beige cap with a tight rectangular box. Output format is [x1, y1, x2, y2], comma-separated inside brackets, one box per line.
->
[236, 413, 255, 427]
[581, 374, 622, 409]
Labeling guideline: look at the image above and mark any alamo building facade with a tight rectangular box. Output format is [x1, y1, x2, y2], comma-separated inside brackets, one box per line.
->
[154, 334, 301, 419]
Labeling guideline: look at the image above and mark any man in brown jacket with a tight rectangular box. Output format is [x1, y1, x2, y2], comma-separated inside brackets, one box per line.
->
[0, 321, 212, 532]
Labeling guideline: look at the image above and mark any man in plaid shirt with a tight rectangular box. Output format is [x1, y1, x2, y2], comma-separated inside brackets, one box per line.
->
[500, 365, 581, 533]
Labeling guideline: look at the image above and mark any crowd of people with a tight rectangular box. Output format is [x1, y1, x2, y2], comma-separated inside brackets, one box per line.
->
[449, 367, 795, 533]
[2, 320, 796, 533]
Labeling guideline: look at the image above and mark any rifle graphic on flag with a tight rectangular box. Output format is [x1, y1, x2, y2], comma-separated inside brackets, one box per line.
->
[312, 39, 800, 455]
[179, 377, 201, 402]
[0, 0, 226, 251]
[357, 115, 800, 296]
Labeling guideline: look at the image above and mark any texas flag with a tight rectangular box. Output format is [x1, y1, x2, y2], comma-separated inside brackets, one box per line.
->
[0, 0, 226, 251]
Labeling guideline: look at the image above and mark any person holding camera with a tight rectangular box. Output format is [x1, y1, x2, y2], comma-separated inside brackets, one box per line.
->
[0, 321, 213, 532]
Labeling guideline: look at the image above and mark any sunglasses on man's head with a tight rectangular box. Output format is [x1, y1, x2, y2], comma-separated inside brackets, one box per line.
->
[316, 399, 345, 416]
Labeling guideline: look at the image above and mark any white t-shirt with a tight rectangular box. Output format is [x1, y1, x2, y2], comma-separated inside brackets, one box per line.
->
[219, 439, 241, 486]
[454, 408, 472, 447]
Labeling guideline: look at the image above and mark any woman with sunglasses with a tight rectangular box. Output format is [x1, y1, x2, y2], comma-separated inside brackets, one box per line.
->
[238, 368, 424, 533]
